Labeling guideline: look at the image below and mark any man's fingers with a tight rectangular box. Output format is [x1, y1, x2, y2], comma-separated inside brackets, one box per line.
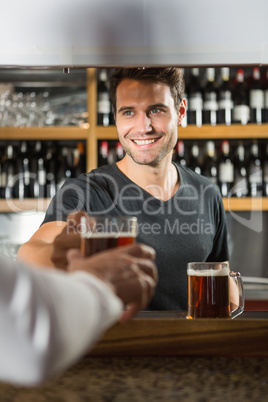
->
[67, 248, 82, 262]
[54, 233, 81, 250]
[122, 243, 156, 260]
[120, 304, 141, 323]
[67, 211, 88, 232]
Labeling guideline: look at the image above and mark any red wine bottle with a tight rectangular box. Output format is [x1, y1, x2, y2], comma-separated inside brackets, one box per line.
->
[217, 68, 233, 125]
[174, 140, 187, 166]
[97, 69, 111, 127]
[98, 140, 109, 166]
[249, 67, 264, 125]
[263, 143, 268, 197]
[263, 67, 268, 123]
[188, 143, 201, 174]
[232, 143, 249, 197]
[187, 68, 203, 127]
[202, 141, 218, 185]
[203, 68, 218, 126]
[115, 141, 124, 162]
[218, 140, 234, 197]
[233, 69, 250, 125]
[248, 141, 263, 197]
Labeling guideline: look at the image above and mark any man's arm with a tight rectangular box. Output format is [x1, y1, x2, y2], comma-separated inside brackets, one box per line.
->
[0, 244, 156, 386]
[17, 221, 67, 268]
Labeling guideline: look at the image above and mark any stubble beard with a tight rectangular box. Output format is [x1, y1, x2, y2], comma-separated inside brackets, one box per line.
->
[120, 132, 177, 167]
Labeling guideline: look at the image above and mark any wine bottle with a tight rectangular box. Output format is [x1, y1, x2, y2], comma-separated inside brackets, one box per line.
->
[263, 143, 268, 197]
[249, 67, 264, 125]
[188, 143, 201, 174]
[203, 68, 218, 126]
[56, 146, 72, 191]
[217, 67, 233, 125]
[233, 69, 250, 125]
[232, 143, 249, 197]
[174, 140, 187, 166]
[30, 141, 46, 198]
[98, 140, 109, 166]
[72, 142, 86, 177]
[97, 69, 111, 127]
[115, 141, 124, 162]
[17, 141, 31, 200]
[45, 143, 57, 199]
[187, 68, 203, 127]
[264, 67, 268, 123]
[1, 145, 17, 199]
[201, 141, 218, 184]
[248, 141, 263, 197]
[218, 140, 234, 197]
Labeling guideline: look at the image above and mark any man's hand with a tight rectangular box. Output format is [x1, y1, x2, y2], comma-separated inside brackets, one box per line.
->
[66, 244, 158, 323]
[51, 211, 87, 269]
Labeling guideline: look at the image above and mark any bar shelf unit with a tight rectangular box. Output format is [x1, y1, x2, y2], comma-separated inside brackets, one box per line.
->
[0, 68, 267, 212]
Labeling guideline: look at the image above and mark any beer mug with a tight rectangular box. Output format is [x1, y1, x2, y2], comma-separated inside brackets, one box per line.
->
[186, 262, 244, 319]
[80, 215, 137, 257]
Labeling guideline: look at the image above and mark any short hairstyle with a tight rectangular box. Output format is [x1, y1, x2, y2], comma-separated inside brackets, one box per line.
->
[109, 67, 185, 114]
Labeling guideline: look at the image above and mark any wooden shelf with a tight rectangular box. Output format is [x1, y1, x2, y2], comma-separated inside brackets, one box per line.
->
[0, 126, 89, 140]
[0, 198, 51, 213]
[96, 126, 118, 140]
[95, 124, 268, 140]
[222, 197, 268, 211]
[178, 124, 268, 139]
[0, 197, 267, 213]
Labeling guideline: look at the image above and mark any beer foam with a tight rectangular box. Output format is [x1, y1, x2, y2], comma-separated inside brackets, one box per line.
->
[82, 232, 135, 239]
[187, 267, 229, 276]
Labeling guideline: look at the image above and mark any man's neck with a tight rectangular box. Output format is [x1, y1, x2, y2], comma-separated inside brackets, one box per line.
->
[116, 156, 179, 201]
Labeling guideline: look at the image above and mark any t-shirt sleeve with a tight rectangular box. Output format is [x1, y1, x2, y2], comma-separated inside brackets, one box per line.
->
[206, 189, 230, 262]
[42, 177, 87, 225]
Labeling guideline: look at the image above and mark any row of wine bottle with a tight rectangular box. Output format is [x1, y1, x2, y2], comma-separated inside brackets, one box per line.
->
[0, 141, 86, 199]
[1, 138, 266, 200]
[173, 139, 268, 197]
[97, 67, 268, 127]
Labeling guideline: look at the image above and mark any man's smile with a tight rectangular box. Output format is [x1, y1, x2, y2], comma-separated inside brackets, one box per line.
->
[131, 137, 161, 146]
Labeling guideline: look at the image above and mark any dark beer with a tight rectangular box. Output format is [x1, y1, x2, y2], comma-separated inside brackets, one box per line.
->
[187, 268, 231, 319]
[81, 233, 135, 257]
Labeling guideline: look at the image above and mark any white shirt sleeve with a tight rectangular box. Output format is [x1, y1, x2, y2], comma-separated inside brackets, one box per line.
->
[0, 254, 123, 386]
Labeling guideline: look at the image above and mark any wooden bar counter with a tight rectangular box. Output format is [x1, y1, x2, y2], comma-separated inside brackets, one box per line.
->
[0, 312, 267, 401]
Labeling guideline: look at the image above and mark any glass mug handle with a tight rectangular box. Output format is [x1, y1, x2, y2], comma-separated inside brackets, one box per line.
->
[229, 271, 245, 319]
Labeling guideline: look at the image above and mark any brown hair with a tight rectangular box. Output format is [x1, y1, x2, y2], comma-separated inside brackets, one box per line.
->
[109, 67, 185, 114]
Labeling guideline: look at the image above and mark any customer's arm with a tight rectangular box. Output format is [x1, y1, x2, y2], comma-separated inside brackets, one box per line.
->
[0, 244, 157, 386]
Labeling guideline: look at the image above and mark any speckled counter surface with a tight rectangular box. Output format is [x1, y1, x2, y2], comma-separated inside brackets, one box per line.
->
[0, 356, 267, 402]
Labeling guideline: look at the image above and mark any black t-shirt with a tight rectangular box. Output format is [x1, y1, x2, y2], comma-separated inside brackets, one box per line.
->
[42, 163, 229, 311]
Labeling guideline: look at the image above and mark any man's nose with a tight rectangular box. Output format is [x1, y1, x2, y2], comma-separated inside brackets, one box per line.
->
[136, 113, 153, 134]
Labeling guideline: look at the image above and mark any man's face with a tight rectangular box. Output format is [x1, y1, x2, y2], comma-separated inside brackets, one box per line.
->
[115, 79, 179, 166]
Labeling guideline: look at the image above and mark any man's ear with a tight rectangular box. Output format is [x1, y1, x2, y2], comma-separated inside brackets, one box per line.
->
[177, 98, 187, 125]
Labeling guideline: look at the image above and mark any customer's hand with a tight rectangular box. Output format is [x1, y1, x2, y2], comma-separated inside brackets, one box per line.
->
[66, 243, 158, 323]
[51, 211, 86, 269]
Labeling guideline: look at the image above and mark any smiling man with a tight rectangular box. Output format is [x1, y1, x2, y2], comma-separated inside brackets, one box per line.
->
[18, 68, 229, 311]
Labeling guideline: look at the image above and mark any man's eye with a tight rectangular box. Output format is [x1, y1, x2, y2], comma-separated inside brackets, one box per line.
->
[150, 108, 161, 114]
[123, 110, 133, 116]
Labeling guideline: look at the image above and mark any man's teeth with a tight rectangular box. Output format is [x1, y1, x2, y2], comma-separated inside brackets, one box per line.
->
[133, 139, 157, 145]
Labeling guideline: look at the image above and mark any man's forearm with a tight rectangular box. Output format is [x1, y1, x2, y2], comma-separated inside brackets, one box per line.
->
[17, 240, 55, 268]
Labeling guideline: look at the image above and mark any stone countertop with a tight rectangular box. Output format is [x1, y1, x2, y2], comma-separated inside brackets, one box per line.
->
[0, 356, 267, 401]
